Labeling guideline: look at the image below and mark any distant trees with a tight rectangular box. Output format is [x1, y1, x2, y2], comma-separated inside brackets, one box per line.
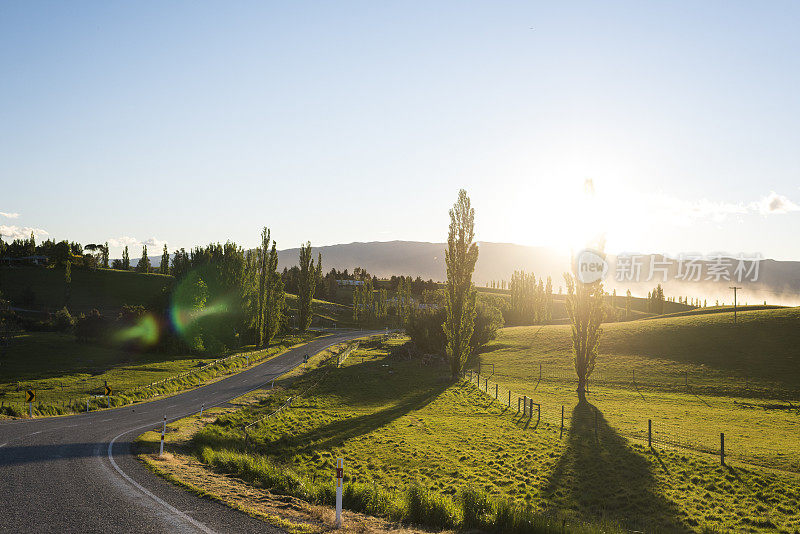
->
[122, 246, 130, 270]
[647, 284, 665, 314]
[160, 245, 169, 275]
[505, 271, 553, 325]
[564, 271, 605, 403]
[443, 189, 479, 379]
[296, 242, 318, 332]
[136, 246, 151, 273]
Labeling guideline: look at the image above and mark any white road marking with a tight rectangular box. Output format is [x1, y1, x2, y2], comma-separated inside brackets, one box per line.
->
[107, 426, 217, 534]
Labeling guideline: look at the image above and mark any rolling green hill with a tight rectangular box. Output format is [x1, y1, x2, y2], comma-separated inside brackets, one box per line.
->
[0, 265, 172, 314]
[472, 308, 800, 472]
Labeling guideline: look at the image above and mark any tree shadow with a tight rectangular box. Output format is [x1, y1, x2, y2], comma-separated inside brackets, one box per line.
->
[256, 382, 449, 458]
[542, 401, 689, 532]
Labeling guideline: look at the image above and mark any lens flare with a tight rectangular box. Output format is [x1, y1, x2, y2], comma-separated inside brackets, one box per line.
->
[114, 313, 160, 347]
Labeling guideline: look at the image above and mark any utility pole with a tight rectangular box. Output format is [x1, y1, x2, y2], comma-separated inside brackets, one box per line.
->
[729, 286, 742, 324]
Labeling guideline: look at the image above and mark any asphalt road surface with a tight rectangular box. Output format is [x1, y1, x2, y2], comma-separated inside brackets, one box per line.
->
[0, 331, 375, 533]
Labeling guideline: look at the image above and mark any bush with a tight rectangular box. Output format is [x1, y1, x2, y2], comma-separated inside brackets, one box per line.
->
[75, 309, 107, 342]
[406, 301, 503, 356]
[54, 307, 75, 331]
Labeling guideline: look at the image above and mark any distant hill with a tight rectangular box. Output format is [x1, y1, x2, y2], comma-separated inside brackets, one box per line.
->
[275, 241, 568, 285]
[131, 240, 800, 305]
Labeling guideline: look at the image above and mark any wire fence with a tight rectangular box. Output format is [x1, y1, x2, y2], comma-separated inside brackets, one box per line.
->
[464, 369, 800, 474]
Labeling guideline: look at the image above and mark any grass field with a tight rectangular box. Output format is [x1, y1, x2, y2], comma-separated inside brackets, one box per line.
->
[0, 265, 173, 313]
[472, 308, 800, 471]
[176, 337, 800, 533]
[0, 330, 317, 416]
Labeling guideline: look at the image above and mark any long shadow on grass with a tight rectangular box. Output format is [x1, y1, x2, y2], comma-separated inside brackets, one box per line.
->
[257, 384, 449, 458]
[254, 356, 451, 458]
[542, 401, 689, 533]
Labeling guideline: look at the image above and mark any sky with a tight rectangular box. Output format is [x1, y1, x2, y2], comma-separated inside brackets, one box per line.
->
[1, 1, 799, 260]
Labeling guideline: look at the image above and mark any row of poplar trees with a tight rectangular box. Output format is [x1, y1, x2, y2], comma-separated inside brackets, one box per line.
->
[508, 270, 554, 325]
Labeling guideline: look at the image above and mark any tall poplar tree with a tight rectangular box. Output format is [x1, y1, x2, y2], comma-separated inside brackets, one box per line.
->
[122, 246, 130, 270]
[256, 228, 285, 346]
[297, 242, 317, 331]
[136, 245, 151, 273]
[564, 271, 605, 403]
[64, 260, 72, 306]
[443, 189, 479, 379]
[101, 242, 110, 268]
[263, 238, 284, 344]
[160, 244, 169, 274]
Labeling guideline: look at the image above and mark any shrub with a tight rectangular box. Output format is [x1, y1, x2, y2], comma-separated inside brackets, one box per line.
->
[75, 309, 107, 342]
[406, 302, 503, 356]
[54, 307, 75, 331]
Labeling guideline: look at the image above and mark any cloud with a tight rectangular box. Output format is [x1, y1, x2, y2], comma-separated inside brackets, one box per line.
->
[641, 190, 798, 225]
[107, 236, 140, 248]
[142, 237, 167, 248]
[751, 191, 800, 215]
[107, 236, 167, 249]
[0, 212, 20, 219]
[0, 225, 49, 240]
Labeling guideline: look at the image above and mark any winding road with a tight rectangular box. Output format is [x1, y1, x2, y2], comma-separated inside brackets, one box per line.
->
[0, 331, 372, 533]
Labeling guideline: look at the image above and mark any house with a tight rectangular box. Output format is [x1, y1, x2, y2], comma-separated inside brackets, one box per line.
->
[0, 255, 50, 266]
[336, 279, 365, 287]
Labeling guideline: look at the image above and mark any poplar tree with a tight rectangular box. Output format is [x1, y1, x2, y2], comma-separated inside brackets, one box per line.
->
[122, 246, 130, 270]
[160, 244, 169, 274]
[443, 189, 478, 379]
[297, 242, 316, 331]
[626, 289, 632, 320]
[256, 228, 284, 345]
[263, 235, 284, 344]
[64, 260, 72, 306]
[564, 271, 605, 403]
[102, 242, 110, 268]
[136, 245, 151, 273]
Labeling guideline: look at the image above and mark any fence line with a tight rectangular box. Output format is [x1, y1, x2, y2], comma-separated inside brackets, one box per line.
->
[464, 370, 799, 474]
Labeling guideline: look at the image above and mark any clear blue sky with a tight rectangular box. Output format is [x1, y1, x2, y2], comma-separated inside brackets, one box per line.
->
[2, 1, 799, 259]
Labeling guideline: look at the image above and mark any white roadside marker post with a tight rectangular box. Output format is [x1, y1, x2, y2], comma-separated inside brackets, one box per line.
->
[160, 415, 166, 456]
[200, 403, 204, 417]
[28, 402, 32, 418]
[335, 458, 344, 527]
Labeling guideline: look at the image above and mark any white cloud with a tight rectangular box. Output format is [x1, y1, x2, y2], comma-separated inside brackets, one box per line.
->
[142, 237, 167, 248]
[750, 191, 800, 215]
[107, 236, 140, 248]
[0, 212, 20, 219]
[107, 236, 167, 249]
[0, 225, 49, 240]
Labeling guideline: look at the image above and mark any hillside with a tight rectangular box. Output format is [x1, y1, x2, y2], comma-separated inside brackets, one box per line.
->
[0, 265, 172, 314]
[479, 307, 800, 392]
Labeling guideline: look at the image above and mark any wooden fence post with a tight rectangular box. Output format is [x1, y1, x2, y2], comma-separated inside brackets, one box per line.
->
[560, 405, 564, 439]
[495, 384, 498, 400]
[508, 390, 511, 407]
[720, 433, 725, 466]
[594, 407, 598, 442]
[648, 419, 652, 448]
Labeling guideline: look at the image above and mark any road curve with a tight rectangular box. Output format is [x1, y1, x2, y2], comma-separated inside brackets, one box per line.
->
[0, 331, 374, 533]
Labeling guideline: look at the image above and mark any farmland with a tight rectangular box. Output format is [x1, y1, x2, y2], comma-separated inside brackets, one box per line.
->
[145, 333, 800, 533]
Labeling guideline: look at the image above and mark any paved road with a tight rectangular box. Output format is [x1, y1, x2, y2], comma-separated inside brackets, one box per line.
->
[0, 331, 374, 533]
